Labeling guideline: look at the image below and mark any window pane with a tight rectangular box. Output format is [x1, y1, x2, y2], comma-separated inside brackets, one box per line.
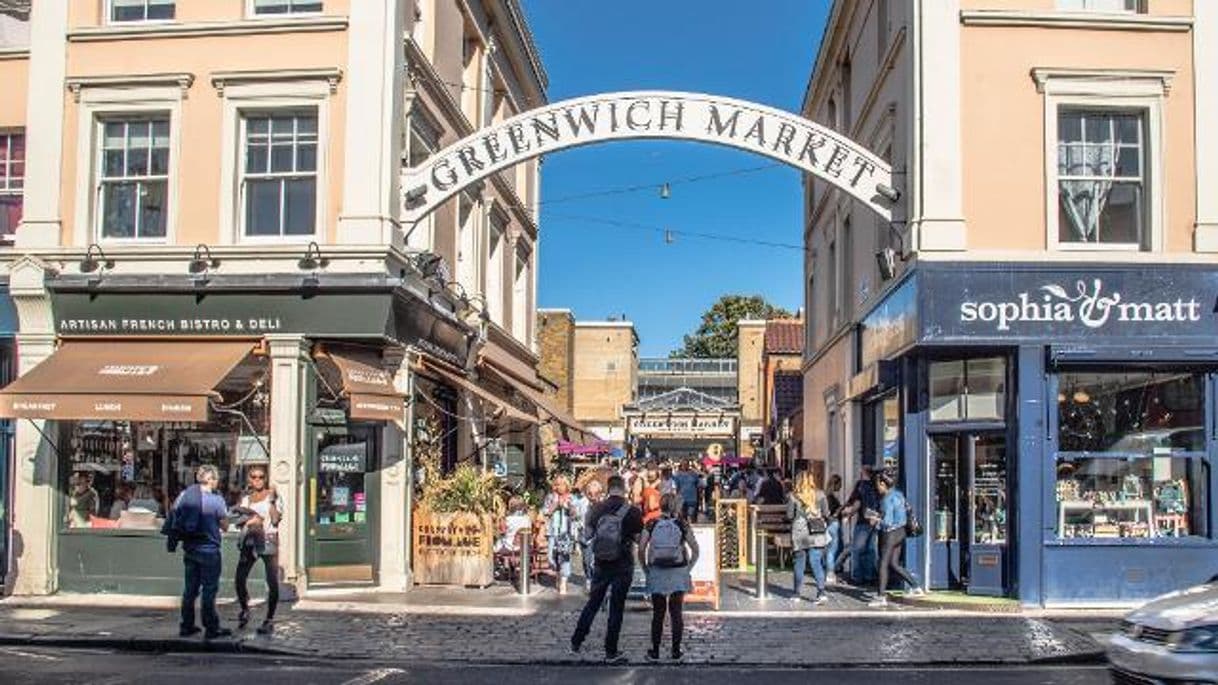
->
[147, 0, 175, 20]
[104, 149, 126, 178]
[1115, 115, 1140, 144]
[253, 0, 291, 14]
[1057, 371, 1204, 454]
[1056, 457, 1206, 540]
[246, 141, 268, 175]
[283, 178, 316, 235]
[103, 122, 126, 150]
[1058, 112, 1082, 143]
[138, 181, 167, 238]
[1098, 182, 1142, 245]
[1115, 146, 1140, 177]
[270, 143, 294, 173]
[247, 117, 269, 137]
[965, 357, 1005, 419]
[297, 143, 317, 172]
[0, 194, 22, 235]
[245, 179, 282, 236]
[929, 361, 964, 422]
[112, 0, 149, 21]
[973, 435, 1007, 545]
[126, 122, 150, 176]
[101, 182, 137, 238]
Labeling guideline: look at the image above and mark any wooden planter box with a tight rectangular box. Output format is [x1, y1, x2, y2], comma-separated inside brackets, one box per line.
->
[412, 508, 495, 587]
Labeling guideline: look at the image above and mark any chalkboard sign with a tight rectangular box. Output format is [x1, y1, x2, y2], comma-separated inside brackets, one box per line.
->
[319, 442, 367, 473]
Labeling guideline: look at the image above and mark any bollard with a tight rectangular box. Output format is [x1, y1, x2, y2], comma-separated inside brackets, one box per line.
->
[755, 527, 768, 600]
[518, 528, 531, 595]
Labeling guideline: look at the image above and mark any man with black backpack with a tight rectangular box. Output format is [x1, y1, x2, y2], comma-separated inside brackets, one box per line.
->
[570, 474, 643, 664]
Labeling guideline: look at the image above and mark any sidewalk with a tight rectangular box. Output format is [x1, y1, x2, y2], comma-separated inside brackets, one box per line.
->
[0, 583, 1117, 667]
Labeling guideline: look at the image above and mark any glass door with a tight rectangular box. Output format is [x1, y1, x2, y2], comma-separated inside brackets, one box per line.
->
[930, 435, 964, 589]
[929, 432, 1009, 595]
[308, 424, 379, 584]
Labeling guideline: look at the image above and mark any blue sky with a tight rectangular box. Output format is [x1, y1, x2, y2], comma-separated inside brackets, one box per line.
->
[521, 0, 830, 357]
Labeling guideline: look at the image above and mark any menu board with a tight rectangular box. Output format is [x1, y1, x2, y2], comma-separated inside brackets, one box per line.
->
[319, 442, 367, 473]
[687, 524, 720, 610]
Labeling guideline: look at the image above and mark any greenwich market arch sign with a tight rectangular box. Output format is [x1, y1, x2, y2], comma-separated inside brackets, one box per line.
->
[402, 91, 898, 224]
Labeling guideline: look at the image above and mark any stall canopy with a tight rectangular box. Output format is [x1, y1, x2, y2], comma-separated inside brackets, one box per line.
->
[316, 345, 406, 422]
[480, 365, 592, 440]
[0, 340, 255, 422]
[416, 357, 538, 425]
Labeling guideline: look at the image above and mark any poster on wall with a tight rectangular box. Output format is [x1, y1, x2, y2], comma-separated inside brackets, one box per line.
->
[687, 524, 720, 610]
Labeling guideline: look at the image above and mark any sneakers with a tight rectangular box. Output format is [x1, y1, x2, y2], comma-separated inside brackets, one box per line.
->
[671, 649, 684, 661]
[789, 593, 802, 603]
[867, 595, 889, 608]
[237, 609, 250, 629]
[204, 628, 233, 640]
[568, 640, 582, 656]
[178, 626, 201, 638]
[910, 587, 927, 597]
[826, 573, 838, 586]
[604, 651, 628, 664]
[645, 648, 660, 662]
[814, 592, 829, 605]
[256, 620, 274, 635]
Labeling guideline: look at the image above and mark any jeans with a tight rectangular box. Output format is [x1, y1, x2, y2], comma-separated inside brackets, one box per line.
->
[681, 500, 699, 523]
[825, 520, 841, 575]
[850, 522, 878, 583]
[235, 552, 279, 622]
[181, 550, 222, 633]
[793, 547, 826, 596]
[571, 566, 633, 655]
[549, 543, 573, 581]
[579, 542, 595, 582]
[650, 592, 685, 653]
[878, 528, 918, 593]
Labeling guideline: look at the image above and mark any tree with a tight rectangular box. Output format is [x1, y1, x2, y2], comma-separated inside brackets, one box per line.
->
[670, 295, 794, 359]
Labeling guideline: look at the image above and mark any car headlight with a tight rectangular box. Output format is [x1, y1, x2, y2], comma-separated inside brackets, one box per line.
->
[1167, 625, 1218, 652]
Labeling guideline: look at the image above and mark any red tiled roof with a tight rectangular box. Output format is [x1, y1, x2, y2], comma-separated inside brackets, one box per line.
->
[764, 319, 804, 355]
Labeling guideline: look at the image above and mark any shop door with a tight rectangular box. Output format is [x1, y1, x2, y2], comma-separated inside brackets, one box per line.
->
[307, 424, 380, 585]
[929, 432, 1008, 595]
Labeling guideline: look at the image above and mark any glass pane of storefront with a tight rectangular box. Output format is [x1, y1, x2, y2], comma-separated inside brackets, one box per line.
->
[972, 435, 1007, 545]
[930, 361, 964, 422]
[1055, 370, 1208, 540]
[965, 358, 1005, 420]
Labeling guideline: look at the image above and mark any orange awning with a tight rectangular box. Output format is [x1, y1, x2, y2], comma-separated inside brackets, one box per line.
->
[315, 345, 406, 423]
[417, 358, 538, 425]
[0, 340, 255, 422]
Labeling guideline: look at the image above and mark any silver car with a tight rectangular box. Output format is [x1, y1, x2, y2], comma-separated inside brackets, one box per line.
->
[1107, 576, 1218, 684]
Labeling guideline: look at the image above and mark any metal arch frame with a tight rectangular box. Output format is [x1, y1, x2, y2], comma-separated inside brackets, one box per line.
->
[402, 90, 899, 225]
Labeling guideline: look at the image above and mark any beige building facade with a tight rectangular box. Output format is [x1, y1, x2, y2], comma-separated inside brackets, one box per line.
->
[0, 0, 552, 597]
[570, 320, 638, 445]
[802, 0, 1217, 604]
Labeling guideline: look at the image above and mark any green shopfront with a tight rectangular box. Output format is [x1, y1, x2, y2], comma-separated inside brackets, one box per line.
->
[852, 262, 1218, 606]
[0, 272, 473, 595]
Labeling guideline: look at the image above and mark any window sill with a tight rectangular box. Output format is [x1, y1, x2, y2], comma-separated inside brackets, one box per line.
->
[960, 10, 1192, 32]
[1044, 536, 1213, 548]
[1051, 242, 1148, 252]
[67, 16, 348, 42]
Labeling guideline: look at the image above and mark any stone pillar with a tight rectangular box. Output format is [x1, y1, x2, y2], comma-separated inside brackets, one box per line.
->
[336, 0, 406, 245]
[16, 1, 68, 249]
[1194, 0, 1218, 251]
[266, 335, 311, 596]
[912, 0, 965, 252]
[378, 361, 411, 592]
[7, 257, 57, 595]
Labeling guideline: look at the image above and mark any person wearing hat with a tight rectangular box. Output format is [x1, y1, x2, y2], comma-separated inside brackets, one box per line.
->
[867, 470, 924, 607]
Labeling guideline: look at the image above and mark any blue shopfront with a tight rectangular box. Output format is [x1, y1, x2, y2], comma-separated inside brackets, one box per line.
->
[855, 262, 1218, 606]
[0, 285, 15, 589]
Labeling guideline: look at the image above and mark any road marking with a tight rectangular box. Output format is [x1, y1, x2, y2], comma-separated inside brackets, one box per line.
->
[0, 647, 61, 661]
[341, 668, 404, 685]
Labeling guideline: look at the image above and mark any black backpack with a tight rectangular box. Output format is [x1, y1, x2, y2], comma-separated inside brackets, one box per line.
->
[591, 502, 631, 563]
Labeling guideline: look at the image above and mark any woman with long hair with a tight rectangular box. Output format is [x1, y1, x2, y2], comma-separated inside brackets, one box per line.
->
[787, 471, 831, 604]
[543, 474, 577, 594]
[234, 465, 281, 634]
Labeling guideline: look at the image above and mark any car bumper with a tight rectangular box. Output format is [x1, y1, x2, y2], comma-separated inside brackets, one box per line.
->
[1107, 633, 1218, 684]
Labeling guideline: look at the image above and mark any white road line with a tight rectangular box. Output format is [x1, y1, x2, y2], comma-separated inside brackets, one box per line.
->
[340, 667, 404, 685]
[0, 646, 61, 661]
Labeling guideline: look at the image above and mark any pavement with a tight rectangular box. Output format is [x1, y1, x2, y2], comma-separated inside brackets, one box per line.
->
[0, 646, 1114, 685]
[0, 574, 1121, 668]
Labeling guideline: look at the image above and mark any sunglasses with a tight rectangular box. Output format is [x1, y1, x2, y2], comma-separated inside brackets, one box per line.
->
[249, 474, 266, 480]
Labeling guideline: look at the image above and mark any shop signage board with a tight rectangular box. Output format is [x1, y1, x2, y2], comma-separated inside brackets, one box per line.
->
[627, 414, 736, 437]
[319, 443, 367, 473]
[403, 91, 895, 226]
[412, 510, 494, 587]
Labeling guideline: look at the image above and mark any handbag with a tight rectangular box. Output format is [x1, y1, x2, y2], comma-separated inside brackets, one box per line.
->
[904, 502, 924, 538]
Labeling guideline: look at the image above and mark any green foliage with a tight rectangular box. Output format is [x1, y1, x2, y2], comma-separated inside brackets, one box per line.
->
[427, 464, 506, 517]
[671, 294, 794, 358]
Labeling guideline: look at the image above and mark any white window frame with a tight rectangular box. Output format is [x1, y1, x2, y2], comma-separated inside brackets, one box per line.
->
[1055, 0, 1142, 13]
[1035, 69, 1171, 253]
[511, 240, 531, 343]
[95, 116, 173, 242]
[404, 107, 441, 251]
[246, 0, 324, 19]
[105, 0, 176, 25]
[0, 129, 24, 240]
[72, 86, 183, 247]
[218, 79, 331, 245]
[455, 192, 479, 296]
[238, 110, 319, 240]
[485, 209, 507, 326]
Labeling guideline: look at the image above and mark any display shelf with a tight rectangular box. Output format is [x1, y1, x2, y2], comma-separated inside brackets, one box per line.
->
[1057, 498, 1154, 539]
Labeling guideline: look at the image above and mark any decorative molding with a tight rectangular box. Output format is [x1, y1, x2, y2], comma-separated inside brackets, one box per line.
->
[0, 47, 28, 61]
[960, 10, 1192, 32]
[1031, 67, 1175, 95]
[65, 72, 194, 102]
[210, 67, 342, 96]
[66, 16, 348, 42]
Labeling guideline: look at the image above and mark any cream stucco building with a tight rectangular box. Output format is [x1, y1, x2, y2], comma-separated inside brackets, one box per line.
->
[802, 0, 1217, 604]
[0, 0, 560, 597]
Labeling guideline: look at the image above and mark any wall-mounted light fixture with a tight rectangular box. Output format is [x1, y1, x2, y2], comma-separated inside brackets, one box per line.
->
[297, 241, 329, 271]
[188, 243, 220, 287]
[79, 243, 115, 274]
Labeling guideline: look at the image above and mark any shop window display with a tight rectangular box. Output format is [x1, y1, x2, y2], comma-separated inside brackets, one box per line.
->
[929, 357, 1006, 422]
[1055, 371, 1208, 540]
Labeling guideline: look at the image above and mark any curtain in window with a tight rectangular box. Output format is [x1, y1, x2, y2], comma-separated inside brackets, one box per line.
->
[1059, 141, 1117, 242]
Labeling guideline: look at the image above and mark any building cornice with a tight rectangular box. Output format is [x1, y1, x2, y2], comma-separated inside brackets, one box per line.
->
[0, 46, 27, 61]
[959, 10, 1192, 32]
[66, 16, 349, 42]
[65, 72, 194, 101]
[499, 0, 548, 96]
[1030, 67, 1175, 95]
[210, 67, 343, 96]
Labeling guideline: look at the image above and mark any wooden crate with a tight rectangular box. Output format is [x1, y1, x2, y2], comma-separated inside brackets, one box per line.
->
[412, 508, 495, 587]
[715, 498, 749, 572]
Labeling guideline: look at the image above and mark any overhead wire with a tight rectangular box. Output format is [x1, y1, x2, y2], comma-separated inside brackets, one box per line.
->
[543, 212, 811, 253]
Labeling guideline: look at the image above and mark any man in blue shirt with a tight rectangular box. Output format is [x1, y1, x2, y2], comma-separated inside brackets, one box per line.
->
[173, 464, 231, 639]
[673, 462, 702, 522]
